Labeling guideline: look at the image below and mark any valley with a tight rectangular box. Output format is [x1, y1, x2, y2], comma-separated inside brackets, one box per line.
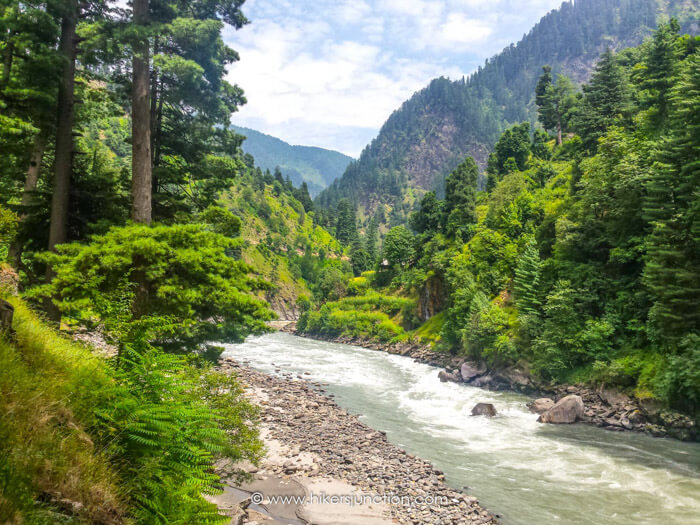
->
[1, 0, 698, 523]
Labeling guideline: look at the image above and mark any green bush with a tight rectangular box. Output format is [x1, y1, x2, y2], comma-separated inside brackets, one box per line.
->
[34, 222, 274, 357]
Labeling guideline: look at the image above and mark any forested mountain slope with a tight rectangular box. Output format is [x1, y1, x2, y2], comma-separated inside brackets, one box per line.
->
[232, 126, 353, 196]
[302, 25, 700, 427]
[221, 156, 345, 318]
[317, 0, 699, 226]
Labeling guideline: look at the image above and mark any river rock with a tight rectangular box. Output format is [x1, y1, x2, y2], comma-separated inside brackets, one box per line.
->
[460, 362, 487, 382]
[528, 398, 555, 414]
[597, 386, 631, 407]
[538, 395, 584, 424]
[499, 366, 531, 389]
[470, 374, 494, 388]
[471, 403, 497, 417]
[438, 370, 461, 383]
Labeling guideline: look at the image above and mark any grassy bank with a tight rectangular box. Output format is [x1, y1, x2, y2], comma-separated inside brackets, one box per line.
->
[0, 297, 261, 523]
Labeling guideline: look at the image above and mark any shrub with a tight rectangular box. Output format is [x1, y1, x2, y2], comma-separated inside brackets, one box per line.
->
[34, 222, 274, 357]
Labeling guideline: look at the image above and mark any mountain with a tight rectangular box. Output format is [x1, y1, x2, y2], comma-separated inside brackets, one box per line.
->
[232, 126, 353, 197]
[316, 0, 699, 225]
[219, 159, 345, 319]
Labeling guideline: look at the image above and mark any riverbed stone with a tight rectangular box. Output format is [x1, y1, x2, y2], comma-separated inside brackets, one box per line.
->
[527, 398, 555, 414]
[460, 362, 487, 382]
[218, 358, 497, 524]
[438, 369, 461, 383]
[538, 395, 584, 424]
[471, 403, 497, 417]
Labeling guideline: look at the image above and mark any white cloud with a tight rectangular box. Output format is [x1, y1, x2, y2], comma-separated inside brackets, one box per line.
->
[224, 0, 567, 156]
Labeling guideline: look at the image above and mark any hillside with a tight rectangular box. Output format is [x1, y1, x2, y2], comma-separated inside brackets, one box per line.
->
[221, 158, 345, 319]
[302, 24, 700, 426]
[232, 126, 353, 196]
[317, 0, 699, 226]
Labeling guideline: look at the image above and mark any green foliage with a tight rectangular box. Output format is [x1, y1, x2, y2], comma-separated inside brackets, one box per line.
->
[409, 191, 444, 235]
[316, 263, 349, 302]
[575, 48, 633, 151]
[298, 294, 413, 342]
[35, 222, 273, 356]
[350, 239, 372, 276]
[0, 205, 18, 257]
[383, 225, 414, 269]
[513, 237, 542, 316]
[104, 343, 259, 523]
[444, 157, 479, 240]
[306, 23, 700, 416]
[642, 51, 700, 344]
[0, 297, 262, 523]
[334, 198, 357, 245]
[536, 66, 578, 142]
[492, 123, 532, 176]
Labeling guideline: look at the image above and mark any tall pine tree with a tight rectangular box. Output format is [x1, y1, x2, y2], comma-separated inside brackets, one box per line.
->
[643, 53, 700, 344]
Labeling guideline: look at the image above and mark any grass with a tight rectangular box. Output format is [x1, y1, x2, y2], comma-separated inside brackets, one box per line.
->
[412, 311, 446, 346]
[0, 297, 125, 523]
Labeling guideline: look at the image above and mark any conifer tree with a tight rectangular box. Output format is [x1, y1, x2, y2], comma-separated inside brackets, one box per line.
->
[334, 198, 357, 245]
[643, 53, 700, 343]
[409, 191, 444, 234]
[365, 216, 379, 262]
[536, 67, 577, 145]
[444, 157, 479, 240]
[297, 182, 314, 212]
[576, 48, 631, 151]
[637, 20, 681, 130]
[514, 238, 542, 316]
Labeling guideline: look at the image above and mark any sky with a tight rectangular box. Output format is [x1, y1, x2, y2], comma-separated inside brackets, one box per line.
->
[224, 0, 565, 157]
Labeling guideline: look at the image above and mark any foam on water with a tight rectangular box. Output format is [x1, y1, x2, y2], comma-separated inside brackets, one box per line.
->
[223, 332, 700, 525]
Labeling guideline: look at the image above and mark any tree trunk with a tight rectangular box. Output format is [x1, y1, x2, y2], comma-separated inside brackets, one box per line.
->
[7, 132, 48, 268]
[48, 4, 78, 252]
[46, 1, 79, 321]
[131, 0, 152, 224]
[0, 299, 13, 335]
[556, 118, 563, 146]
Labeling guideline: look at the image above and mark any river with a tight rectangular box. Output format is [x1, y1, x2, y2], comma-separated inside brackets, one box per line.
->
[222, 332, 700, 525]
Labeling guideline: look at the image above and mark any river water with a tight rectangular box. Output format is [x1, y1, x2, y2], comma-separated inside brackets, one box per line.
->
[222, 332, 700, 525]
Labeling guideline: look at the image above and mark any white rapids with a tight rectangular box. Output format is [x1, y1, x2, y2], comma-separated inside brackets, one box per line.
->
[223, 332, 700, 525]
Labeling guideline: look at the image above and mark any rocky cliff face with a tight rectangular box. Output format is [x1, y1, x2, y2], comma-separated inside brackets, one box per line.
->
[417, 274, 447, 322]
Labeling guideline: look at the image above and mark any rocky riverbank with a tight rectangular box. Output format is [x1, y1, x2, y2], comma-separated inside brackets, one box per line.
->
[218, 357, 498, 525]
[284, 324, 697, 442]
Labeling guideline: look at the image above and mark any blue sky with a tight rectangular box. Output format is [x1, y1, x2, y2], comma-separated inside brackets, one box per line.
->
[224, 0, 565, 157]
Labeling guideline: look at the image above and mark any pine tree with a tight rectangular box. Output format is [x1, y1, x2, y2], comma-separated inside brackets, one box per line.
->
[334, 198, 357, 245]
[643, 53, 700, 344]
[514, 238, 542, 316]
[637, 20, 681, 131]
[536, 67, 577, 145]
[409, 191, 444, 234]
[444, 157, 479, 240]
[576, 48, 631, 151]
[297, 182, 314, 212]
[365, 217, 379, 262]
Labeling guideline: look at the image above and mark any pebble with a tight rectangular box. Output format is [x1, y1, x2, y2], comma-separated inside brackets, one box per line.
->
[218, 359, 498, 524]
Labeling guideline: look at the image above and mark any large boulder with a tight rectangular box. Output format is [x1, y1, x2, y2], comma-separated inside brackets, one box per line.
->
[538, 395, 584, 424]
[460, 361, 487, 382]
[471, 403, 497, 417]
[499, 366, 532, 389]
[527, 398, 555, 414]
[438, 370, 461, 383]
[470, 374, 494, 388]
